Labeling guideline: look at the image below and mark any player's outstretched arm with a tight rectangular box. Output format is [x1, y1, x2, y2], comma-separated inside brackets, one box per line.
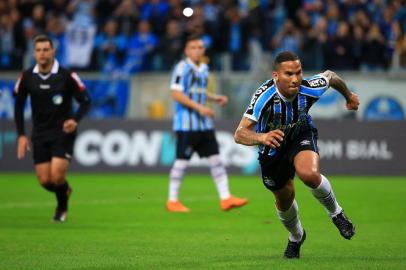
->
[171, 90, 214, 117]
[321, 70, 360, 111]
[234, 117, 284, 148]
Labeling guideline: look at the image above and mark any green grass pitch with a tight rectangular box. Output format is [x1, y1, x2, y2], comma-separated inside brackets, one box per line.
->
[0, 173, 406, 269]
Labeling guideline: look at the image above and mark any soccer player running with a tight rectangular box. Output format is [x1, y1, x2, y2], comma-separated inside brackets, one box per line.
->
[166, 35, 248, 212]
[14, 35, 91, 222]
[234, 51, 359, 258]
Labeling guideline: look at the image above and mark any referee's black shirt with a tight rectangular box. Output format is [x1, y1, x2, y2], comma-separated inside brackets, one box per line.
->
[14, 60, 91, 139]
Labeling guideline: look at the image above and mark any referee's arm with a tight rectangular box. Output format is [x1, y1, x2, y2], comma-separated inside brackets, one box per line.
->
[72, 90, 91, 122]
[13, 75, 30, 159]
[63, 73, 91, 134]
[13, 77, 28, 137]
[70, 73, 91, 123]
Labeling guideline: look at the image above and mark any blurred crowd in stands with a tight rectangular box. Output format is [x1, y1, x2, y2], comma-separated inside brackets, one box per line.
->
[1, 0, 406, 73]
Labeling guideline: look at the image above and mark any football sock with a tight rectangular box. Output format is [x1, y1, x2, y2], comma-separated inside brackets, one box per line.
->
[55, 181, 69, 211]
[208, 155, 231, 200]
[310, 175, 343, 217]
[168, 159, 188, 201]
[42, 183, 55, 192]
[276, 200, 304, 242]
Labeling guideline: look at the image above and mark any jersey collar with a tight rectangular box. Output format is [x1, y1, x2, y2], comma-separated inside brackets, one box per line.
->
[186, 58, 205, 72]
[33, 60, 59, 74]
[274, 79, 297, 102]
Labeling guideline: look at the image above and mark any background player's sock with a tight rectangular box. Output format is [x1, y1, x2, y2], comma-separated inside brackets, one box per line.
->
[55, 181, 69, 211]
[168, 159, 188, 201]
[277, 200, 304, 242]
[42, 183, 55, 192]
[310, 175, 342, 217]
[208, 155, 231, 200]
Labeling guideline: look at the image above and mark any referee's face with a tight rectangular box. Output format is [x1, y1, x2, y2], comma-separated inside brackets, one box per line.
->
[34, 41, 55, 68]
[185, 39, 205, 64]
[273, 60, 303, 99]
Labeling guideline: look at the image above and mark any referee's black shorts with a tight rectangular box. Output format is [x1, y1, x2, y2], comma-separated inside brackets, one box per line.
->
[32, 131, 76, 164]
[176, 130, 219, 160]
[259, 128, 319, 191]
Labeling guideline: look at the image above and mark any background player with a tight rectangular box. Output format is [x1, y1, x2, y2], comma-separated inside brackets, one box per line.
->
[14, 35, 91, 222]
[166, 35, 248, 212]
[234, 51, 359, 258]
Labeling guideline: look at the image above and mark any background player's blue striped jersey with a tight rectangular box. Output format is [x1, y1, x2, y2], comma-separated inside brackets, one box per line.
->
[170, 58, 213, 131]
[244, 74, 330, 156]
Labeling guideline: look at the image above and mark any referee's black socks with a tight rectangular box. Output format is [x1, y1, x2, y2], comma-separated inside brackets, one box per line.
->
[55, 181, 70, 211]
[42, 183, 55, 192]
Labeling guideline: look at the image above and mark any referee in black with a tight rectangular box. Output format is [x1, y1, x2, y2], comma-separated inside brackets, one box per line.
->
[14, 35, 91, 222]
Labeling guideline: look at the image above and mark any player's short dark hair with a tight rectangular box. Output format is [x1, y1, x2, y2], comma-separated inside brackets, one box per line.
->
[185, 34, 202, 45]
[273, 51, 300, 70]
[33, 35, 54, 48]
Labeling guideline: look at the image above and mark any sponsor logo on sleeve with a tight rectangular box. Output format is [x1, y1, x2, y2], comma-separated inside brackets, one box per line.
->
[248, 85, 268, 110]
[308, 78, 327, 88]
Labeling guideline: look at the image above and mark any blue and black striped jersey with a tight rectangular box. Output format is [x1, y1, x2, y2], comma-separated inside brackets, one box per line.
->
[244, 74, 330, 156]
[170, 58, 213, 131]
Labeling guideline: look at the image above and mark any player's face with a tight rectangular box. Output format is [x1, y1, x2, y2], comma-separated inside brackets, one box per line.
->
[185, 39, 205, 64]
[34, 41, 55, 67]
[273, 60, 303, 98]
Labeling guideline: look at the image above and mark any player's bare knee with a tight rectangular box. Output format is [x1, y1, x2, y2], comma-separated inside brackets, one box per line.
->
[297, 169, 321, 188]
[50, 171, 66, 184]
[36, 173, 51, 185]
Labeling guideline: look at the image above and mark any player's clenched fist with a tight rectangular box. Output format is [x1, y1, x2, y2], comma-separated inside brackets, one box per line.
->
[346, 92, 360, 111]
[259, 129, 284, 148]
[63, 119, 78, 133]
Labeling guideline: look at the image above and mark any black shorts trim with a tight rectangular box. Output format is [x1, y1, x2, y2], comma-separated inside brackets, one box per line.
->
[260, 128, 318, 191]
[176, 130, 219, 160]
